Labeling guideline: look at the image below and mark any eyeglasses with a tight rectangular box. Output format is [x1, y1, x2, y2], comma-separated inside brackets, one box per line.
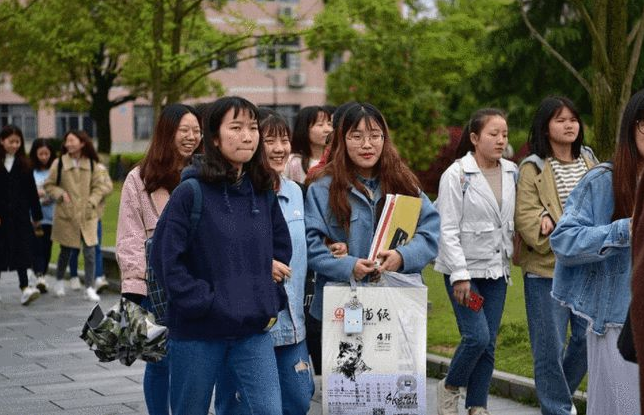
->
[345, 132, 384, 146]
[178, 127, 202, 139]
[637, 120, 644, 135]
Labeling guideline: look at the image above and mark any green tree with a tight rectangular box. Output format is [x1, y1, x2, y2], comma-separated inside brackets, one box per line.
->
[306, 0, 511, 169]
[0, 0, 300, 152]
[0, 0, 139, 153]
[519, 0, 644, 160]
[123, 0, 304, 122]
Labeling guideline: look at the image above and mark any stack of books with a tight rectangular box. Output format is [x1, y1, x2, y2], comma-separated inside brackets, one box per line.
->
[368, 194, 422, 264]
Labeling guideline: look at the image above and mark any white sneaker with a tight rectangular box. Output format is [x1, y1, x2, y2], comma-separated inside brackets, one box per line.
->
[20, 286, 40, 306]
[70, 277, 82, 291]
[571, 403, 578, 415]
[437, 378, 460, 415]
[94, 276, 109, 294]
[85, 287, 100, 302]
[36, 276, 48, 293]
[54, 280, 65, 297]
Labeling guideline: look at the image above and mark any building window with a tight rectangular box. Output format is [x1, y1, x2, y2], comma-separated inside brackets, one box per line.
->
[0, 104, 38, 140]
[260, 104, 300, 129]
[257, 36, 300, 70]
[210, 51, 238, 70]
[324, 52, 343, 72]
[134, 105, 154, 140]
[55, 109, 95, 138]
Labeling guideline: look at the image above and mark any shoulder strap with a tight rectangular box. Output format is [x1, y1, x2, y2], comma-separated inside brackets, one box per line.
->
[56, 157, 63, 186]
[184, 178, 203, 238]
[267, 188, 276, 211]
[458, 158, 472, 196]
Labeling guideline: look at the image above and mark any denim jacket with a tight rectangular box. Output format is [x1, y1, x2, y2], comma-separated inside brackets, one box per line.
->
[270, 178, 307, 346]
[550, 163, 632, 335]
[305, 175, 440, 320]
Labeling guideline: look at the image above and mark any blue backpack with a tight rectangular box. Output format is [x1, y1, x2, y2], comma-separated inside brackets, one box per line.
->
[145, 178, 203, 325]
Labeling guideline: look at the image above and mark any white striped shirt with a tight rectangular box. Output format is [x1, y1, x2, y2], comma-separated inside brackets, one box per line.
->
[549, 156, 588, 207]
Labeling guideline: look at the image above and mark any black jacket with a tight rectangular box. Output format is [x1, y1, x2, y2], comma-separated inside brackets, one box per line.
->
[0, 157, 42, 270]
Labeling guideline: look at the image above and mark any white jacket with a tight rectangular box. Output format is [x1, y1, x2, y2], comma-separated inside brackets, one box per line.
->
[434, 152, 517, 285]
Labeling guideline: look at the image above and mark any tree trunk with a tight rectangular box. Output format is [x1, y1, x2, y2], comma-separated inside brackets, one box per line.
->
[90, 101, 112, 155]
[590, 0, 627, 161]
[151, 0, 165, 123]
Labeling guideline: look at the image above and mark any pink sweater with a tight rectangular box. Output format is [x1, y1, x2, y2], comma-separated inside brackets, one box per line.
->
[116, 166, 170, 295]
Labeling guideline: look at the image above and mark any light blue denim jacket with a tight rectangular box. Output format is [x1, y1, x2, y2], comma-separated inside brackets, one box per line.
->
[305, 175, 440, 320]
[270, 178, 307, 346]
[550, 163, 632, 335]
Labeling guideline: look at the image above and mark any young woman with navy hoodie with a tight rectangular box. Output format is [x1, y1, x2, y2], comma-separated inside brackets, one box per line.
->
[150, 96, 292, 415]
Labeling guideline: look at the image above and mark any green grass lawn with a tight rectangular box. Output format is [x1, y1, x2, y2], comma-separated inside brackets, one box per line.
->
[64, 182, 586, 390]
[425, 265, 533, 377]
[425, 265, 588, 391]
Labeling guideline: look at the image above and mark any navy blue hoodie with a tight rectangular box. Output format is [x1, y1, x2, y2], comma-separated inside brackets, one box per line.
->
[150, 165, 291, 340]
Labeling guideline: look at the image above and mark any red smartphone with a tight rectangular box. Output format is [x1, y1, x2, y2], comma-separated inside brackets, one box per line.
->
[467, 291, 485, 312]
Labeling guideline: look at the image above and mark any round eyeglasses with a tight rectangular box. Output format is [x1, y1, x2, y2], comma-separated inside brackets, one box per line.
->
[345, 132, 384, 146]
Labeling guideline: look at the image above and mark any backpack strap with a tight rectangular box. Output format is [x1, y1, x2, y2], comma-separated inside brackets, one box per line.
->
[458, 158, 473, 196]
[56, 157, 95, 186]
[56, 157, 63, 186]
[184, 178, 203, 238]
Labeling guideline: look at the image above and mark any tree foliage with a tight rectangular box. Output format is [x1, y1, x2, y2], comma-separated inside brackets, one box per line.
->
[514, 0, 644, 160]
[0, 0, 299, 153]
[305, 0, 512, 169]
[0, 0, 139, 153]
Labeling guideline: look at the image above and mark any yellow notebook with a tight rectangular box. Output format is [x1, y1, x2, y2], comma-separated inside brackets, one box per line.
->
[368, 194, 422, 262]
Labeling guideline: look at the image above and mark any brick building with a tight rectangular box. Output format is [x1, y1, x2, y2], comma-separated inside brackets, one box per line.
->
[0, 0, 330, 153]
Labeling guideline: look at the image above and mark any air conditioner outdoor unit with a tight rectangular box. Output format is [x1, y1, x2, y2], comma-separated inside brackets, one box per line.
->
[287, 72, 306, 88]
[278, 6, 296, 19]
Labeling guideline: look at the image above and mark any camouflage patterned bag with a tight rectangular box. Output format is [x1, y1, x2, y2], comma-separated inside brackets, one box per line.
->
[80, 298, 168, 366]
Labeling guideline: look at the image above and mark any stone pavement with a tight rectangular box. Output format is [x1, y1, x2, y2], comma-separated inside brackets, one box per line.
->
[0, 272, 541, 415]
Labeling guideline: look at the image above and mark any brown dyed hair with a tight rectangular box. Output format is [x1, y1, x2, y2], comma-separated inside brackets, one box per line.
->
[315, 102, 421, 232]
[139, 103, 201, 193]
[612, 89, 644, 220]
[62, 130, 99, 162]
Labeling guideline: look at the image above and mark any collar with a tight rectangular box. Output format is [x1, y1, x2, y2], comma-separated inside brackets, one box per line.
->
[357, 175, 379, 192]
[462, 151, 515, 173]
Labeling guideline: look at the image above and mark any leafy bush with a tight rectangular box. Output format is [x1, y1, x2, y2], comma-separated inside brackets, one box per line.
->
[109, 153, 145, 180]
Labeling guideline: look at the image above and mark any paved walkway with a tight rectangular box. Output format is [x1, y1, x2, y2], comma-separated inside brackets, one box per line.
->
[0, 272, 541, 414]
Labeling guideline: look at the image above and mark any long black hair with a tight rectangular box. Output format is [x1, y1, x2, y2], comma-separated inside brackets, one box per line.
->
[29, 138, 56, 170]
[528, 96, 585, 159]
[0, 124, 31, 172]
[455, 108, 507, 158]
[291, 105, 332, 174]
[199, 96, 277, 191]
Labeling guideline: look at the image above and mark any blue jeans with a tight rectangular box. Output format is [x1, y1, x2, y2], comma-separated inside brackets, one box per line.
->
[141, 297, 170, 415]
[144, 357, 169, 415]
[524, 275, 587, 415]
[215, 340, 314, 415]
[169, 334, 282, 415]
[69, 220, 104, 277]
[444, 276, 507, 408]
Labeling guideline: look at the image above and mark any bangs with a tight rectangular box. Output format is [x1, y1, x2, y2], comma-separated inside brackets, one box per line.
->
[261, 115, 291, 139]
[230, 102, 259, 121]
[347, 115, 383, 133]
